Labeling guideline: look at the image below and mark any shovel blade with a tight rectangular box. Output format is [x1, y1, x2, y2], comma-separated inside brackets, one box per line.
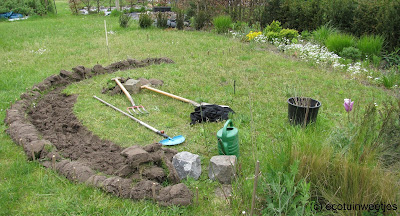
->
[159, 135, 185, 146]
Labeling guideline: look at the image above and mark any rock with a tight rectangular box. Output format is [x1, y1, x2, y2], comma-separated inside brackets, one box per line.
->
[123, 79, 141, 94]
[157, 183, 192, 206]
[172, 151, 201, 180]
[208, 155, 237, 184]
[149, 78, 164, 87]
[121, 146, 151, 168]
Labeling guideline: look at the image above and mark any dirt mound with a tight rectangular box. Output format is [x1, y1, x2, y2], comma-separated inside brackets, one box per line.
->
[101, 77, 164, 95]
[4, 58, 192, 206]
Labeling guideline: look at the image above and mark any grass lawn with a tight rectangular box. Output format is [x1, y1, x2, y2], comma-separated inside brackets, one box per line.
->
[1, 1, 399, 215]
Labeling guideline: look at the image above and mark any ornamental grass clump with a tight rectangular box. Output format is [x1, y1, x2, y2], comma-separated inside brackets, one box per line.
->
[139, 13, 153, 29]
[325, 33, 355, 54]
[213, 15, 232, 34]
[357, 35, 384, 59]
[118, 14, 132, 28]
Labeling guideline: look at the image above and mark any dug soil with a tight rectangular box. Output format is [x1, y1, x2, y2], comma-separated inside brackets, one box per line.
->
[5, 58, 192, 206]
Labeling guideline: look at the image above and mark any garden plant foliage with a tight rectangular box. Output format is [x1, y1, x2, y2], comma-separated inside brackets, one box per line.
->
[0, 0, 54, 15]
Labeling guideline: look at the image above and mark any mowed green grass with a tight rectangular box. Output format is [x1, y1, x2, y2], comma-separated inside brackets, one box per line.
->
[0, 1, 396, 215]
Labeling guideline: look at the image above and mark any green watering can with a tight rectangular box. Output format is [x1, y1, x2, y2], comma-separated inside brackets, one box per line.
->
[217, 119, 239, 158]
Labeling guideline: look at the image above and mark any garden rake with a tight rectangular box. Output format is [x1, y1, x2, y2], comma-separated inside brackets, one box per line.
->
[112, 77, 148, 115]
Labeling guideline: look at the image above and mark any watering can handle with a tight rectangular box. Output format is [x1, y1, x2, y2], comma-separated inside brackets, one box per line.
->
[222, 119, 233, 140]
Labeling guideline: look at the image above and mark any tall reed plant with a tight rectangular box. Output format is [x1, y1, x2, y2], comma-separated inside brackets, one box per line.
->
[213, 15, 232, 34]
[357, 35, 385, 59]
[325, 33, 355, 54]
[312, 24, 338, 44]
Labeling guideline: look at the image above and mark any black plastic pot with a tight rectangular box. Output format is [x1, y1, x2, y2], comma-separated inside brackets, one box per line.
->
[153, 7, 171, 12]
[287, 97, 321, 125]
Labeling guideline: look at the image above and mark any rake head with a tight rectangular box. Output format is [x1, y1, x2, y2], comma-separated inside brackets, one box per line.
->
[127, 106, 148, 115]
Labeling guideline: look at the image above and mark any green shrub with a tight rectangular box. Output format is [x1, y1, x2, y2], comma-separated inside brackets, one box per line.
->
[194, 10, 209, 30]
[265, 20, 282, 33]
[261, 161, 312, 215]
[279, 28, 299, 40]
[323, 0, 355, 32]
[339, 47, 362, 61]
[381, 70, 398, 89]
[0, 0, 53, 16]
[312, 24, 338, 44]
[325, 33, 355, 54]
[110, 9, 122, 17]
[357, 35, 384, 59]
[213, 15, 232, 34]
[118, 14, 131, 28]
[383, 48, 400, 69]
[139, 13, 153, 29]
[265, 31, 280, 41]
[231, 21, 248, 32]
[156, 12, 168, 29]
[176, 9, 184, 30]
[301, 30, 312, 40]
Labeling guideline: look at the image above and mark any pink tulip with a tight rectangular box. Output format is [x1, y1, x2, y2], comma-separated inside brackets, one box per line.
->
[344, 99, 354, 112]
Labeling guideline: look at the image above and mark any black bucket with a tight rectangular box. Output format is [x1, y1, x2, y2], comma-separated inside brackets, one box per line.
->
[287, 97, 321, 125]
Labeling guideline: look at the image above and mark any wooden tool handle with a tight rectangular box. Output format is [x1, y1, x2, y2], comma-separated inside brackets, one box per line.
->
[141, 85, 199, 106]
[114, 78, 136, 106]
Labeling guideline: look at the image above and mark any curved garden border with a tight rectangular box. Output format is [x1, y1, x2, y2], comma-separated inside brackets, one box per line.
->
[4, 57, 192, 206]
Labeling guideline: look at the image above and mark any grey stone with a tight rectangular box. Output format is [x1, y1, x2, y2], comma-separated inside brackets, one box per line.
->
[208, 155, 237, 184]
[172, 151, 201, 180]
[123, 79, 141, 94]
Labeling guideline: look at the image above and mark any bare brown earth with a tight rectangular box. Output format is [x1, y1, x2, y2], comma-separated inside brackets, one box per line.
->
[4, 58, 192, 206]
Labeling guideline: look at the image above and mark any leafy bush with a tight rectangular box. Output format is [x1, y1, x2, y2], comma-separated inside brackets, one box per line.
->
[68, 0, 80, 15]
[261, 161, 312, 215]
[339, 47, 362, 61]
[279, 28, 299, 40]
[300, 30, 312, 40]
[156, 12, 168, 29]
[312, 24, 338, 44]
[357, 35, 384, 59]
[118, 14, 131, 28]
[383, 48, 400, 69]
[325, 33, 355, 54]
[193, 10, 209, 30]
[231, 21, 248, 32]
[265, 20, 282, 33]
[176, 9, 184, 30]
[110, 9, 122, 17]
[265, 31, 280, 41]
[323, 0, 355, 32]
[0, 0, 53, 16]
[381, 70, 398, 89]
[139, 13, 152, 29]
[213, 15, 232, 34]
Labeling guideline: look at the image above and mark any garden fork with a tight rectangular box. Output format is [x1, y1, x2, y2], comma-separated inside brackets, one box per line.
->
[112, 77, 148, 115]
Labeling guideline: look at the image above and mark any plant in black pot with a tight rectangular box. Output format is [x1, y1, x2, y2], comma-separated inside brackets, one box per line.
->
[287, 97, 321, 126]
